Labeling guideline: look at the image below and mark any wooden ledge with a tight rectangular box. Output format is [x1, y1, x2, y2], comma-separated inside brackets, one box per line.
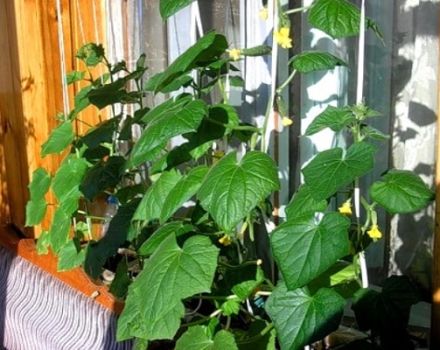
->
[0, 225, 124, 314]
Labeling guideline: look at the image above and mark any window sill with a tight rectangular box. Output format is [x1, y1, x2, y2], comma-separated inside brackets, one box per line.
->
[0, 224, 124, 314]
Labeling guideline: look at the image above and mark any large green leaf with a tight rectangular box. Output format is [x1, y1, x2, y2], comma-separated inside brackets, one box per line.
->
[80, 156, 126, 200]
[305, 106, 355, 136]
[137, 221, 194, 256]
[290, 51, 347, 74]
[152, 32, 228, 92]
[52, 156, 89, 215]
[160, 0, 194, 19]
[303, 142, 375, 200]
[41, 121, 74, 157]
[271, 212, 350, 290]
[84, 199, 140, 279]
[117, 235, 219, 341]
[197, 151, 279, 232]
[266, 283, 345, 350]
[133, 170, 182, 222]
[285, 185, 328, 220]
[128, 99, 207, 168]
[352, 276, 419, 349]
[25, 168, 51, 226]
[175, 326, 238, 350]
[370, 170, 434, 214]
[308, 0, 361, 38]
[160, 166, 209, 222]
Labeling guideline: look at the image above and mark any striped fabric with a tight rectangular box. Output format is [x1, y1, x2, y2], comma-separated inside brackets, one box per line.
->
[0, 246, 132, 350]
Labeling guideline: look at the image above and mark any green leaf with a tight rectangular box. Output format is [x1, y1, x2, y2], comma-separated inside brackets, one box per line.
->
[25, 199, 47, 227]
[71, 85, 93, 117]
[76, 43, 105, 67]
[57, 239, 85, 271]
[84, 199, 140, 279]
[52, 156, 89, 215]
[208, 104, 240, 133]
[133, 170, 182, 222]
[220, 299, 241, 316]
[160, 0, 194, 19]
[266, 283, 345, 350]
[153, 32, 228, 92]
[66, 71, 85, 85]
[285, 185, 328, 220]
[305, 106, 355, 136]
[175, 326, 238, 350]
[137, 221, 194, 256]
[128, 99, 207, 168]
[229, 76, 244, 87]
[160, 166, 209, 222]
[81, 117, 120, 149]
[241, 45, 272, 57]
[352, 276, 419, 342]
[26, 168, 51, 226]
[370, 170, 434, 214]
[109, 260, 132, 299]
[49, 207, 71, 254]
[290, 51, 347, 74]
[361, 125, 390, 141]
[80, 156, 126, 200]
[117, 235, 219, 341]
[231, 267, 264, 300]
[144, 73, 193, 93]
[36, 230, 50, 255]
[41, 121, 74, 157]
[271, 212, 350, 290]
[234, 321, 276, 350]
[308, 0, 361, 38]
[308, 261, 361, 298]
[29, 168, 51, 199]
[303, 142, 375, 200]
[198, 151, 280, 232]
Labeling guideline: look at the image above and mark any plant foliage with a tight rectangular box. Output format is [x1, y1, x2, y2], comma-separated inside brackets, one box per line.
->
[26, 1, 433, 349]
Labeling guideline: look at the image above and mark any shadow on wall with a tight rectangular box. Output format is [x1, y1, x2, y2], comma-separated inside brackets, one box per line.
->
[388, 0, 439, 295]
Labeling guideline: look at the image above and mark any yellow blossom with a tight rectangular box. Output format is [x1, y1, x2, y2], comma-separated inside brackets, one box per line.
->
[282, 116, 293, 126]
[274, 27, 293, 49]
[219, 235, 232, 246]
[259, 7, 269, 21]
[367, 224, 382, 241]
[338, 200, 352, 216]
[227, 48, 242, 61]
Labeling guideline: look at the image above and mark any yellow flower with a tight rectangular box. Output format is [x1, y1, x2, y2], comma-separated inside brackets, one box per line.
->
[219, 235, 232, 246]
[281, 117, 293, 127]
[338, 200, 352, 216]
[227, 48, 242, 61]
[367, 224, 382, 241]
[259, 7, 269, 21]
[274, 27, 293, 49]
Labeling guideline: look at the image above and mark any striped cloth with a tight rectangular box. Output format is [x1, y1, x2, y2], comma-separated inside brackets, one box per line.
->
[0, 246, 132, 350]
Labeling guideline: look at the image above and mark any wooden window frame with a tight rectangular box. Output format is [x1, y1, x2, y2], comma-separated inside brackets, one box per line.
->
[0, 0, 120, 314]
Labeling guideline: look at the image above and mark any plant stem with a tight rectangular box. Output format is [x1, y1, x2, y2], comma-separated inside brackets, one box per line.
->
[260, 1, 280, 152]
[285, 6, 310, 15]
[276, 69, 296, 94]
[181, 316, 211, 328]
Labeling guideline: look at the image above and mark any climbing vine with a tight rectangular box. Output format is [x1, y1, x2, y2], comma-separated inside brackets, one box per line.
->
[26, 0, 433, 349]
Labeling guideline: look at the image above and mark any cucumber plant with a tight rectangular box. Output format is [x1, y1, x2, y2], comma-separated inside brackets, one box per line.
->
[26, 0, 433, 349]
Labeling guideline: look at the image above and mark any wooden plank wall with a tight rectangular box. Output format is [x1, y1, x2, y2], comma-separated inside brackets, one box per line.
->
[0, 0, 106, 237]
